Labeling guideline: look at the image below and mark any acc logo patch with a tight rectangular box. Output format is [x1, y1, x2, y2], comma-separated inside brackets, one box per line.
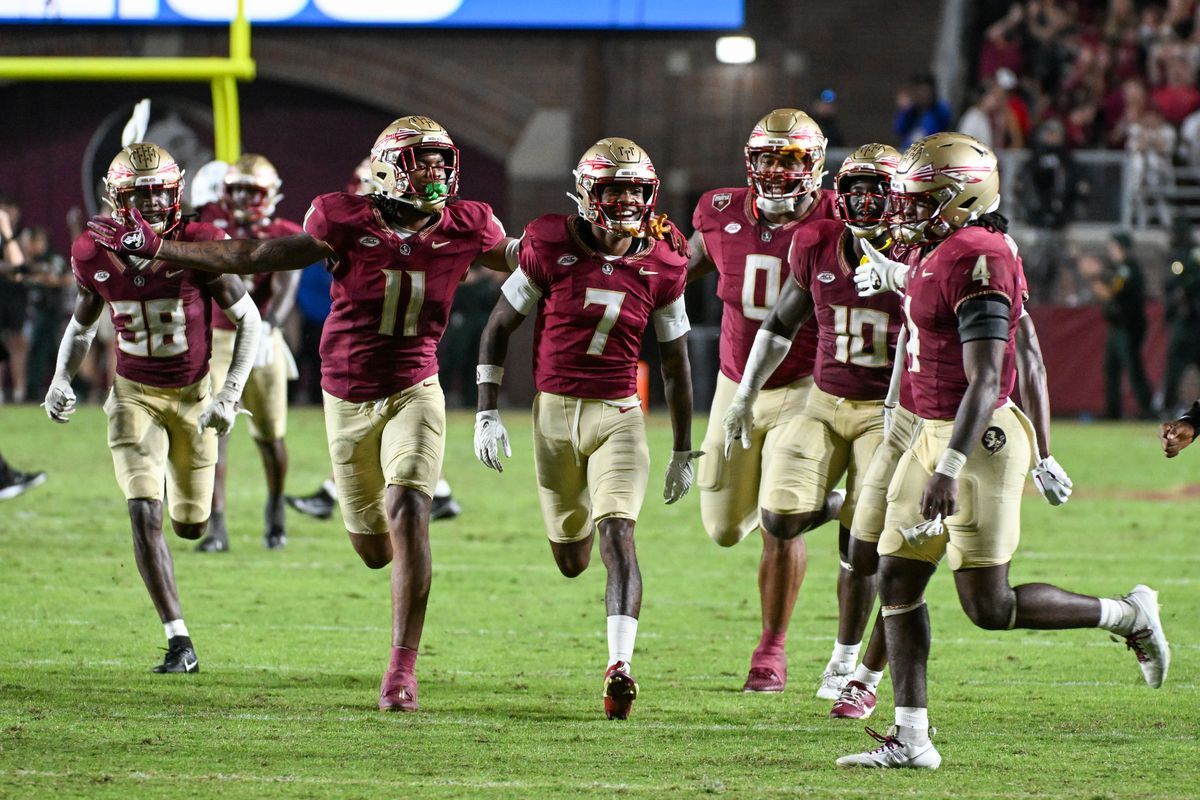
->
[712, 192, 732, 211]
[358, 235, 380, 247]
[95, 270, 110, 282]
[121, 230, 145, 250]
[817, 271, 836, 284]
[557, 254, 578, 266]
[724, 222, 742, 235]
[981, 426, 1007, 454]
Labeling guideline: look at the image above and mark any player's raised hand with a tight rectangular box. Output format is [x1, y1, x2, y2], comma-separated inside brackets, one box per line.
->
[1161, 419, 1196, 458]
[853, 239, 908, 297]
[43, 378, 77, 423]
[1031, 455, 1073, 505]
[648, 213, 690, 258]
[87, 206, 162, 259]
[663, 450, 703, 504]
[721, 391, 756, 458]
[474, 409, 511, 472]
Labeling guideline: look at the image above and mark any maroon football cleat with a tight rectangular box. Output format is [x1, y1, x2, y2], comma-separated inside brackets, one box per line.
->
[743, 664, 786, 693]
[830, 679, 876, 719]
[379, 669, 419, 712]
[603, 661, 639, 720]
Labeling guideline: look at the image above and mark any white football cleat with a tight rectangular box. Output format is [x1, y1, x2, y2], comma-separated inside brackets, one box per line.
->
[815, 669, 852, 700]
[1119, 585, 1170, 689]
[837, 725, 941, 770]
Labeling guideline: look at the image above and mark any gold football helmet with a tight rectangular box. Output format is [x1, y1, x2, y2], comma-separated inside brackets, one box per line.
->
[744, 109, 827, 200]
[571, 137, 659, 237]
[888, 132, 1000, 244]
[368, 115, 458, 213]
[222, 153, 282, 224]
[835, 143, 902, 240]
[103, 142, 184, 235]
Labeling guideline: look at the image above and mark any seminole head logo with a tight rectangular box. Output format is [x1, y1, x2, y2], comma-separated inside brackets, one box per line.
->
[121, 229, 146, 250]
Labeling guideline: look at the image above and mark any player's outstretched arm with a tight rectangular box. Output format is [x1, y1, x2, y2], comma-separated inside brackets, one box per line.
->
[658, 306, 701, 503]
[43, 287, 104, 423]
[475, 236, 521, 275]
[1016, 313, 1073, 504]
[686, 230, 716, 284]
[1162, 404, 1200, 457]
[198, 277, 261, 436]
[475, 273, 535, 472]
[88, 207, 333, 274]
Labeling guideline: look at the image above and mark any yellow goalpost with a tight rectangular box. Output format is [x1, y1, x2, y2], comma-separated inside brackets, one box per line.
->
[0, 0, 255, 162]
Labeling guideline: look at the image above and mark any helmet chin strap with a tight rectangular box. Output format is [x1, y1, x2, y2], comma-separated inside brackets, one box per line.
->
[756, 195, 797, 215]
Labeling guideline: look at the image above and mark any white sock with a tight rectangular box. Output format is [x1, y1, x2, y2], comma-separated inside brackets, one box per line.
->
[434, 478, 452, 499]
[827, 641, 860, 673]
[895, 706, 929, 741]
[322, 478, 338, 499]
[164, 619, 189, 640]
[607, 615, 638, 668]
[1098, 597, 1136, 634]
[852, 663, 884, 691]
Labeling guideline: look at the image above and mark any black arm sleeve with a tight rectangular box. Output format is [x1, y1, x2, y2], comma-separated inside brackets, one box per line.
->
[957, 296, 1012, 343]
[1180, 401, 1200, 430]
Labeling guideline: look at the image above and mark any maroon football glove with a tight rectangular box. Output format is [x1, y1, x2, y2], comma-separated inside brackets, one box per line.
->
[87, 206, 162, 259]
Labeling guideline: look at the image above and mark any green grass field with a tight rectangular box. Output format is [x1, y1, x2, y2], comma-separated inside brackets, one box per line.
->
[0, 404, 1196, 798]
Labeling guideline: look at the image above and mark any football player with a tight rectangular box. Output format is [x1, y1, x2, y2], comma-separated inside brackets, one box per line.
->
[836, 133, 1169, 769]
[723, 144, 903, 700]
[688, 109, 844, 693]
[196, 154, 303, 552]
[474, 138, 696, 720]
[46, 143, 260, 673]
[88, 116, 517, 711]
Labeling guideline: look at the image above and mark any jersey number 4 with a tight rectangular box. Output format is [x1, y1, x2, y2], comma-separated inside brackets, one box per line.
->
[109, 299, 189, 358]
[379, 269, 426, 336]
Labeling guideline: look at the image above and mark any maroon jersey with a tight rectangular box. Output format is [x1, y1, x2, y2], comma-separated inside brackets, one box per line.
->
[71, 222, 230, 388]
[789, 220, 902, 401]
[899, 226, 1023, 420]
[304, 193, 505, 402]
[199, 203, 304, 331]
[520, 215, 687, 400]
[692, 187, 835, 389]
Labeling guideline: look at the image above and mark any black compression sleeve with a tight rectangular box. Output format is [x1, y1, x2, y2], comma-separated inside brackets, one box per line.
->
[1180, 401, 1200, 431]
[957, 296, 1011, 342]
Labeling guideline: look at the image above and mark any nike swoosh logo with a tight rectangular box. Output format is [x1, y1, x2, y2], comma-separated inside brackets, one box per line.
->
[431, 241, 450, 249]
[183, 656, 198, 671]
[638, 268, 658, 276]
[166, 269, 184, 278]
[921, 270, 933, 277]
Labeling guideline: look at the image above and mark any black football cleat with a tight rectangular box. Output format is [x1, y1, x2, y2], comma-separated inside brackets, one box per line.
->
[285, 486, 335, 520]
[196, 511, 229, 552]
[430, 494, 462, 521]
[0, 469, 47, 501]
[152, 637, 199, 674]
[263, 527, 287, 550]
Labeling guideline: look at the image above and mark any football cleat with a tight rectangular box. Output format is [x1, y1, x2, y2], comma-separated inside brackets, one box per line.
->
[285, 486, 336, 520]
[152, 637, 199, 674]
[1118, 585, 1170, 689]
[743, 664, 786, 693]
[0, 468, 46, 501]
[430, 494, 462, 522]
[830, 680, 877, 719]
[196, 510, 229, 552]
[603, 661, 639, 720]
[836, 725, 941, 770]
[263, 527, 287, 550]
[379, 670, 420, 712]
[816, 668, 852, 700]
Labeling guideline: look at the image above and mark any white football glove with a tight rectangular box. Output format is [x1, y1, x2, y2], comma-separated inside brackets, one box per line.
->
[1031, 455, 1073, 506]
[196, 389, 242, 436]
[254, 322, 275, 368]
[663, 450, 703, 504]
[43, 377, 77, 423]
[900, 514, 944, 547]
[474, 409, 511, 472]
[853, 239, 908, 297]
[722, 390, 757, 458]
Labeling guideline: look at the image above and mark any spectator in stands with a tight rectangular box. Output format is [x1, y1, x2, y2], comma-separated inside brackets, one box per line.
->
[1150, 52, 1200, 126]
[810, 89, 845, 148]
[1159, 217, 1200, 416]
[893, 73, 952, 149]
[1108, 78, 1151, 149]
[19, 227, 73, 400]
[0, 198, 29, 403]
[1123, 106, 1176, 228]
[1019, 118, 1081, 303]
[1092, 231, 1155, 420]
[958, 85, 999, 147]
[978, 2, 1027, 83]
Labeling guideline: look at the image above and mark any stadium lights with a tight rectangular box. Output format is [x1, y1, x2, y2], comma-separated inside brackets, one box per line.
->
[715, 35, 756, 65]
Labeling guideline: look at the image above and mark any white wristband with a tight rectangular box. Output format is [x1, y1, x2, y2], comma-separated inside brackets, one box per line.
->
[934, 448, 967, 479]
[476, 364, 505, 385]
